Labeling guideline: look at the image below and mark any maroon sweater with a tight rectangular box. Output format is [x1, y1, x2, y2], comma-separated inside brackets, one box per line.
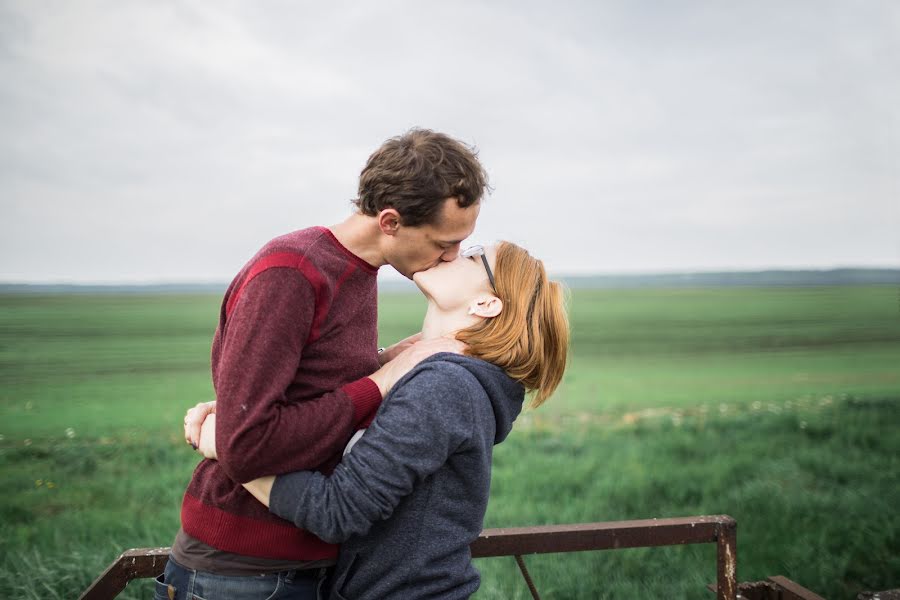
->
[181, 226, 383, 561]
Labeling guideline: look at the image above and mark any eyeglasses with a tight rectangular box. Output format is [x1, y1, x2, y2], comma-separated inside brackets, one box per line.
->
[461, 245, 496, 292]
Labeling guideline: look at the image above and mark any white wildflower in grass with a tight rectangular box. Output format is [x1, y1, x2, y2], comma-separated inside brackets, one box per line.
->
[752, 401, 762, 411]
[719, 403, 729, 414]
[24, 438, 32, 446]
[0, 433, 4, 441]
[65, 427, 75, 439]
[800, 421, 808, 429]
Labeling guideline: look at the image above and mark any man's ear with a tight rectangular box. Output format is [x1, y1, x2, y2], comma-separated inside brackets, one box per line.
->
[378, 209, 402, 236]
[467, 296, 503, 318]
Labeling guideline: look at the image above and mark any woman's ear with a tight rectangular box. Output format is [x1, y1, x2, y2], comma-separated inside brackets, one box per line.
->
[378, 208, 402, 236]
[467, 296, 503, 318]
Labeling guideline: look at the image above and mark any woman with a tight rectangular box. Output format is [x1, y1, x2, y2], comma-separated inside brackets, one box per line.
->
[196, 241, 568, 599]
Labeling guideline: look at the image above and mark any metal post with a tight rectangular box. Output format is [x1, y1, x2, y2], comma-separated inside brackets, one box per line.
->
[716, 517, 738, 600]
[514, 554, 541, 600]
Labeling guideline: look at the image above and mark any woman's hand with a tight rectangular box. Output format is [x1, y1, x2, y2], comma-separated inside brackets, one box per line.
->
[186, 400, 272, 506]
[197, 415, 272, 506]
[184, 400, 216, 448]
[243, 476, 276, 507]
[369, 336, 466, 397]
[198, 414, 217, 460]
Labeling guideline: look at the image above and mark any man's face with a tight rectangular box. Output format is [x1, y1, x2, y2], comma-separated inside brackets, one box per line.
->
[385, 198, 481, 279]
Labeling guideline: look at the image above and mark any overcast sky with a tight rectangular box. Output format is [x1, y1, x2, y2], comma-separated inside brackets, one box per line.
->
[1, 1, 897, 283]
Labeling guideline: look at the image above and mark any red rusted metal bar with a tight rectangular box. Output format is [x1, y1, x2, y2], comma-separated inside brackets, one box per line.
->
[767, 575, 827, 600]
[471, 515, 731, 557]
[79, 547, 169, 600]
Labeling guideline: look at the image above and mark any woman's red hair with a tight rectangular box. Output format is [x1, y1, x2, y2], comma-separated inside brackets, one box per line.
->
[457, 241, 569, 408]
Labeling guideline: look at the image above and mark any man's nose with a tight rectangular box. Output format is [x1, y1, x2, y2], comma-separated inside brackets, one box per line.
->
[440, 245, 460, 262]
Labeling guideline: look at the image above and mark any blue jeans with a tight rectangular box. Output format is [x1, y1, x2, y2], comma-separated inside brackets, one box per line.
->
[154, 556, 328, 600]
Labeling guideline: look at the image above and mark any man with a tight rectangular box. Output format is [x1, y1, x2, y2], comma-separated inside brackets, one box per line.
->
[164, 129, 489, 600]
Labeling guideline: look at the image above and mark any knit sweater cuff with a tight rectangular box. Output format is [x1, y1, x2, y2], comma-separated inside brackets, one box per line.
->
[342, 377, 382, 426]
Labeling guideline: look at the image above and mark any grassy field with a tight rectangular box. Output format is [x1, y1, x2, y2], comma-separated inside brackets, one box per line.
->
[1, 286, 898, 598]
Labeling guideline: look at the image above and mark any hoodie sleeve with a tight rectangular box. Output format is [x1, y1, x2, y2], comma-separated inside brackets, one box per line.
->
[268, 363, 476, 543]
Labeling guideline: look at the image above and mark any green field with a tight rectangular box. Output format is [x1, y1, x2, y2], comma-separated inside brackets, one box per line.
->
[1, 286, 898, 599]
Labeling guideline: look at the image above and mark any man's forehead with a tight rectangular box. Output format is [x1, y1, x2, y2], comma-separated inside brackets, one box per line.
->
[429, 226, 474, 245]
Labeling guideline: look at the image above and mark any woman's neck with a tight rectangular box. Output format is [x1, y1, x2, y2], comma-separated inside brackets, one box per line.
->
[420, 302, 480, 341]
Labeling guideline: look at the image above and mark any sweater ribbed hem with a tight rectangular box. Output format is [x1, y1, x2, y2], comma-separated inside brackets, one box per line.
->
[343, 377, 382, 426]
[181, 492, 338, 561]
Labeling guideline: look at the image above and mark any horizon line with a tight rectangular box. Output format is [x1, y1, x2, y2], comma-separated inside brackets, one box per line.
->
[1, 266, 897, 289]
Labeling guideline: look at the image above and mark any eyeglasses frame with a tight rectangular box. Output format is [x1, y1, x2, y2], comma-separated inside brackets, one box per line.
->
[461, 244, 496, 292]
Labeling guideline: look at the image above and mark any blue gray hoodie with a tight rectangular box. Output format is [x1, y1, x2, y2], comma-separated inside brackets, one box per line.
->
[268, 352, 525, 600]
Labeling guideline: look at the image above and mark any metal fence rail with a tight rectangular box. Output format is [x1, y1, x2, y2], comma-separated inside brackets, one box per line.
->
[80, 515, 738, 600]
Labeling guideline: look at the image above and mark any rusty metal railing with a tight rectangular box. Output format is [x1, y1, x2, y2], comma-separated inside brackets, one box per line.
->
[470, 515, 737, 600]
[708, 576, 827, 600]
[81, 515, 738, 600]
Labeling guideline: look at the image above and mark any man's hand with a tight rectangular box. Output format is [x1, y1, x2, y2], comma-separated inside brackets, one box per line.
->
[198, 414, 217, 460]
[184, 400, 216, 449]
[369, 336, 466, 397]
[378, 332, 422, 366]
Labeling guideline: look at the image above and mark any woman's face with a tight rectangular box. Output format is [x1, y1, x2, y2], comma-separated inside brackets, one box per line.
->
[413, 244, 499, 311]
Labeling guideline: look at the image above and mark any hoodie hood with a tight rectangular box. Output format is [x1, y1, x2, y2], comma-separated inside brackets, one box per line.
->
[412, 352, 525, 444]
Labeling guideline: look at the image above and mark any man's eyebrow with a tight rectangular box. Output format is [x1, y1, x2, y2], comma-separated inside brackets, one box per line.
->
[436, 238, 465, 245]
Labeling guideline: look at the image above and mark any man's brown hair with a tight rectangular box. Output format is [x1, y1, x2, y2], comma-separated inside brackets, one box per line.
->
[354, 128, 489, 227]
